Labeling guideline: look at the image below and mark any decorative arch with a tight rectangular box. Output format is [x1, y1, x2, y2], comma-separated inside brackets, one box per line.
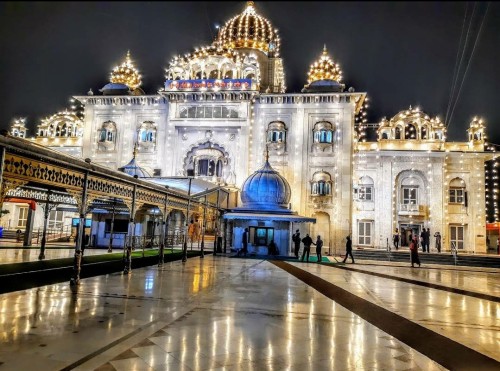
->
[97, 121, 117, 151]
[183, 141, 231, 181]
[313, 121, 334, 144]
[137, 121, 157, 152]
[358, 176, 374, 201]
[267, 121, 287, 152]
[310, 171, 333, 196]
[395, 169, 429, 207]
[405, 123, 417, 139]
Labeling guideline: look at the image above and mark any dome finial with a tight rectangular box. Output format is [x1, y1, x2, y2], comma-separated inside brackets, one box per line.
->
[246, 1, 255, 9]
[264, 145, 270, 163]
[110, 51, 142, 90]
[133, 142, 138, 159]
[307, 46, 342, 84]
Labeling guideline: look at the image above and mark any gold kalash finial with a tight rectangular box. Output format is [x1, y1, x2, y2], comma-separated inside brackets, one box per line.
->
[132, 142, 138, 159]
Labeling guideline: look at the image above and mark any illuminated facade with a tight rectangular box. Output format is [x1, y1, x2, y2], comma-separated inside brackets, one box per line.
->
[12, 1, 493, 254]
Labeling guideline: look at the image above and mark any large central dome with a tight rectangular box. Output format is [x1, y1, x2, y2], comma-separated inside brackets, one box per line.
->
[216, 1, 281, 56]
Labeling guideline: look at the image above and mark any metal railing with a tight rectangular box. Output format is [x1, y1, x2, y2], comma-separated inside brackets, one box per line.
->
[124, 233, 186, 251]
[451, 242, 458, 265]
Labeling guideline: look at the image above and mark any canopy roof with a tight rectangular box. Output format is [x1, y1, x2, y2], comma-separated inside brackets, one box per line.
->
[223, 212, 316, 223]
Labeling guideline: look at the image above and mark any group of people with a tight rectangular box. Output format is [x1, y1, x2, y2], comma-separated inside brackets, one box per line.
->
[292, 230, 324, 263]
[292, 230, 354, 264]
[393, 228, 441, 253]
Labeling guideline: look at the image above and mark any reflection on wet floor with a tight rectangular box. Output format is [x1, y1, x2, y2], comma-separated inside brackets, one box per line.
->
[0, 256, 497, 370]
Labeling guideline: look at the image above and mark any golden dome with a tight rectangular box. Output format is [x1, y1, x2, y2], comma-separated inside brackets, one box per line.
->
[216, 1, 280, 56]
[110, 51, 142, 90]
[307, 45, 342, 84]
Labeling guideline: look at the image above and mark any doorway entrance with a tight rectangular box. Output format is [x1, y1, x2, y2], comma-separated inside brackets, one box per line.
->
[399, 223, 422, 247]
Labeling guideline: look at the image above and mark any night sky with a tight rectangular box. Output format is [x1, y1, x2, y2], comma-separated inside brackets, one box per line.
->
[1, 1, 498, 144]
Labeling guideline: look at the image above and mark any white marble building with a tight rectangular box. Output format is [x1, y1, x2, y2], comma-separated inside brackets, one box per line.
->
[12, 1, 491, 254]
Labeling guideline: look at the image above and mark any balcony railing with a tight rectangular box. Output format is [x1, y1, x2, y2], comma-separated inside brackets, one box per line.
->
[398, 203, 425, 215]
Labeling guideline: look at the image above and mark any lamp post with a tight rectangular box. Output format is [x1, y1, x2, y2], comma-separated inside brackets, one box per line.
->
[158, 188, 168, 267]
[182, 177, 193, 263]
[108, 199, 116, 253]
[200, 189, 208, 258]
[38, 189, 53, 260]
[213, 188, 220, 255]
[70, 162, 90, 286]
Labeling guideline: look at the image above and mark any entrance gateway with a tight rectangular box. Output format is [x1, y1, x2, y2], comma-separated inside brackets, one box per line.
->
[399, 223, 422, 247]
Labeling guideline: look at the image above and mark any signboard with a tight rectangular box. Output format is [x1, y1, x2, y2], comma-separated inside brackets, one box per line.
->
[165, 78, 253, 92]
[71, 218, 92, 228]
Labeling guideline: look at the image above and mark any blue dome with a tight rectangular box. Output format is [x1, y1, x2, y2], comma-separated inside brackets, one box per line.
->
[100, 83, 129, 95]
[118, 158, 151, 178]
[240, 160, 291, 210]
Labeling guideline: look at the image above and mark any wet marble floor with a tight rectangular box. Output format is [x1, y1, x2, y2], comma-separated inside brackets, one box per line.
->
[0, 256, 498, 370]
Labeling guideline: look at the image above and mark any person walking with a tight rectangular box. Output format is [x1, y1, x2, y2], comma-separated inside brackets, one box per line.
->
[393, 228, 400, 250]
[342, 236, 355, 263]
[292, 229, 301, 258]
[237, 228, 248, 257]
[434, 231, 441, 253]
[410, 236, 421, 268]
[301, 234, 313, 262]
[313, 235, 323, 263]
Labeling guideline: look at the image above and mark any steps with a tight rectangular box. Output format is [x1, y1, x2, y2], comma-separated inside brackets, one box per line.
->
[0, 230, 23, 240]
[349, 249, 500, 268]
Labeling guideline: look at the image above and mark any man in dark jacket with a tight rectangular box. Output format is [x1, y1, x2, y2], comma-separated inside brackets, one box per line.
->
[301, 234, 313, 262]
[313, 235, 323, 263]
[292, 229, 301, 258]
[342, 236, 355, 263]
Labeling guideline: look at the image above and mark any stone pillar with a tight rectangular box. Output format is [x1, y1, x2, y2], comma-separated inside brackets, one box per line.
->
[23, 207, 35, 247]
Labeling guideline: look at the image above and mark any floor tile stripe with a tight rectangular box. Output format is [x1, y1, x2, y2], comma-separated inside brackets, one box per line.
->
[325, 263, 500, 302]
[272, 260, 500, 371]
[59, 319, 161, 371]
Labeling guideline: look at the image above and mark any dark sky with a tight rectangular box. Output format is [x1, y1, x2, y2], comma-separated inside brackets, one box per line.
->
[1, 1, 498, 143]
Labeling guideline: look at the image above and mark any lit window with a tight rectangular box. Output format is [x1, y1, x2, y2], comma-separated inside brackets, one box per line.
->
[402, 187, 418, 204]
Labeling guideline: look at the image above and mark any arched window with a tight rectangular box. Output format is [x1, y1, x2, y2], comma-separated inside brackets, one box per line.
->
[137, 121, 157, 151]
[421, 125, 428, 139]
[313, 121, 334, 144]
[358, 176, 374, 201]
[98, 121, 117, 151]
[311, 171, 333, 196]
[395, 126, 402, 139]
[449, 178, 466, 204]
[267, 121, 287, 145]
[405, 123, 417, 139]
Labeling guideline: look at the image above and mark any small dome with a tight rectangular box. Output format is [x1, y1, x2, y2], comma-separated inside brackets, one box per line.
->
[216, 1, 280, 56]
[100, 82, 129, 95]
[118, 157, 151, 178]
[240, 158, 291, 210]
[118, 144, 151, 178]
[307, 45, 342, 84]
[110, 51, 142, 90]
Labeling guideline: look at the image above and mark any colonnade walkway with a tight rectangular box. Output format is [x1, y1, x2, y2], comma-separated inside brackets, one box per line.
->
[0, 254, 498, 370]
